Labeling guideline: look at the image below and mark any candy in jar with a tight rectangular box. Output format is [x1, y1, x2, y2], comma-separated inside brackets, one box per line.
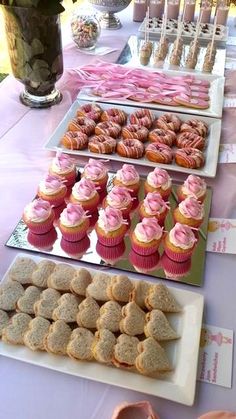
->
[71, 12, 100, 50]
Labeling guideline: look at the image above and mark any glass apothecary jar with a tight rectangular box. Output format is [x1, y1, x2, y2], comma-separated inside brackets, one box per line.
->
[71, 9, 101, 50]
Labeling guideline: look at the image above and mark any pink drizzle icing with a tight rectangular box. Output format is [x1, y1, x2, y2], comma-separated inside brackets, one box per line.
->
[116, 164, 140, 185]
[134, 217, 163, 242]
[143, 192, 168, 215]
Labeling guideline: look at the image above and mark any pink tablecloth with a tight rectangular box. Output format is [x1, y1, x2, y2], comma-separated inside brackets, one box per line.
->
[0, 7, 236, 419]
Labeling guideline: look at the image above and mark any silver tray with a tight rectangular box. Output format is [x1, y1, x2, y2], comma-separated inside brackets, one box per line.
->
[5, 171, 212, 287]
[117, 35, 226, 77]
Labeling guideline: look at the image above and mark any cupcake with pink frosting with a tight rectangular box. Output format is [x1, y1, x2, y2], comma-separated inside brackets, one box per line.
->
[49, 152, 76, 186]
[70, 178, 99, 214]
[113, 164, 140, 197]
[59, 203, 90, 242]
[103, 186, 133, 219]
[82, 158, 108, 191]
[131, 217, 163, 256]
[23, 198, 55, 234]
[144, 168, 172, 200]
[95, 207, 128, 246]
[173, 196, 204, 228]
[164, 222, 197, 262]
[139, 192, 169, 226]
[38, 174, 67, 207]
[177, 175, 207, 203]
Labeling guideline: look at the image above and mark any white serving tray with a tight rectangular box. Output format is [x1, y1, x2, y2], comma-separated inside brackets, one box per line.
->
[44, 99, 222, 178]
[0, 253, 204, 406]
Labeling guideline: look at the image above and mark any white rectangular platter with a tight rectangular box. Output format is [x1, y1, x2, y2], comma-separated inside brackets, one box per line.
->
[78, 67, 225, 119]
[44, 99, 222, 178]
[0, 253, 204, 406]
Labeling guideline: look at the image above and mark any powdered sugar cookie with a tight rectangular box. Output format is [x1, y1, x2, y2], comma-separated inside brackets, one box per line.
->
[67, 327, 94, 361]
[8, 257, 37, 284]
[16, 286, 41, 314]
[86, 273, 112, 302]
[70, 268, 92, 296]
[97, 301, 122, 333]
[2, 313, 32, 345]
[32, 260, 56, 288]
[0, 310, 9, 337]
[52, 293, 81, 323]
[47, 263, 76, 291]
[23, 316, 51, 351]
[0, 281, 24, 311]
[34, 288, 61, 319]
[44, 320, 72, 355]
[77, 297, 100, 329]
[92, 329, 116, 363]
[107, 274, 134, 303]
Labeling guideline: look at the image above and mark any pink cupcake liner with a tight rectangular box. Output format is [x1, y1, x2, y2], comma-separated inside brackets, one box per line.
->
[88, 211, 98, 230]
[59, 225, 88, 242]
[96, 240, 126, 263]
[60, 235, 90, 257]
[27, 227, 57, 250]
[25, 212, 55, 235]
[164, 245, 194, 262]
[98, 188, 107, 204]
[96, 231, 126, 247]
[131, 239, 160, 256]
[161, 252, 192, 280]
[64, 172, 77, 187]
[129, 249, 160, 273]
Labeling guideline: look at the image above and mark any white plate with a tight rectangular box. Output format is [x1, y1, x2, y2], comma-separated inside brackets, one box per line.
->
[0, 253, 204, 406]
[44, 99, 222, 178]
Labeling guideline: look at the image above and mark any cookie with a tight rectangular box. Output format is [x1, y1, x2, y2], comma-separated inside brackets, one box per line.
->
[77, 297, 100, 329]
[129, 280, 151, 308]
[97, 301, 122, 333]
[135, 337, 171, 375]
[0, 310, 9, 337]
[34, 288, 61, 319]
[16, 286, 41, 314]
[52, 293, 80, 323]
[0, 281, 24, 311]
[70, 268, 92, 296]
[67, 327, 94, 361]
[47, 263, 76, 291]
[92, 329, 116, 363]
[145, 284, 181, 312]
[144, 310, 179, 341]
[8, 257, 37, 284]
[32, 260, 56, 288]
[112, 334, 139, 369]
[23, 316, 51, 351]
[44, 320, 72, 355]
[1, 313, 32, 345]
[120, 302, 146, 336]
[86, 273, 112, 302]
[107, 274, 134, 303]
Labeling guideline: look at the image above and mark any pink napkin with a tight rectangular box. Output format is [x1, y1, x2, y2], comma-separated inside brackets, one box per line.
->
[111, 401, 160, 419]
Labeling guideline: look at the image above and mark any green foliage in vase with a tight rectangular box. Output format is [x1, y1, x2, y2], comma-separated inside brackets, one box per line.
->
[1, 0, 77, 15]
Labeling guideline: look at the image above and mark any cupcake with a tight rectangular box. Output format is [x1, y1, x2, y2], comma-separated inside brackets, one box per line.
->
[95, 207, 128, 246]
[70, 178, 99, 214]
[38, 174, 67, 208]
[59, 203, 90, 242]
[49, 152, 77, 186]
[177, 175, 207, 203]
[129, 249, 160, 273]
[113, 164, 140, 197]
[139, 192, 169, 226]
[82, 158, 108, 191]
[96, 240, 126, 265]
[27, 228, 57, 250]
[60, 235, 90, 258]
[144, 168, 172, 200]
[131, 217, 163, 256]
[103, 186, 133, 219]
[173, 196, 204, 228]
[164, 222, 197, 262]
[161, 252, 192, 280]
[23, 198, 55, 234]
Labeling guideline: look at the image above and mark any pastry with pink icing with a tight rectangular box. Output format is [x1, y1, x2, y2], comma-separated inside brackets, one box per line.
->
[95, 207, 128, 246]
[113, 164, 140, 197]
[144, 168, 172, 200]
[38, 174, 67, 207]
[49, 152, 76, 186]
[82, 159, 108, 191]
[131, 217, 163, 256]
[103, 186, 133, 218]
[70, 178, 99, 214]
[23, 198, 55, 234]
[173, 196, 204, 228]
[139, 192, 169, 226]
[164, 222, 197, 262]
[177, 174, 207, 203]
[59, 203, 90, 242]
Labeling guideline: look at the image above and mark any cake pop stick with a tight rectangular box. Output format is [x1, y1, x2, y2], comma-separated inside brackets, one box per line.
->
[203, 14, 217, 72]
[140, 7, 152, 65]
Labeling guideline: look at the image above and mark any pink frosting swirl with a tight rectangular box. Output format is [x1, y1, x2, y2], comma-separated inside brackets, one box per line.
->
[107, 186, 132, 208]
[134, 217, 163, 242]
[60, 203, 88, 227]
[147, 168, 171, 190]
[143, 192, 167, 215]
[179, 196, 204, 219]
[98, 207, 125, 232]
[83, 159, 108, 181]
[39, 174, 66, 194]
[52, 152, 75, 172]
[72, 178, 97, 201]
[116, 164, 140, 185]
[24, 199, 52, 222]
[183, 175, 206, 199]
[169, 222, 196, 249]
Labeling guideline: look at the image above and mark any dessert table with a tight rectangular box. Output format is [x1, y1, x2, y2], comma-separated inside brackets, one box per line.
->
[0, 4, 236, 418]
